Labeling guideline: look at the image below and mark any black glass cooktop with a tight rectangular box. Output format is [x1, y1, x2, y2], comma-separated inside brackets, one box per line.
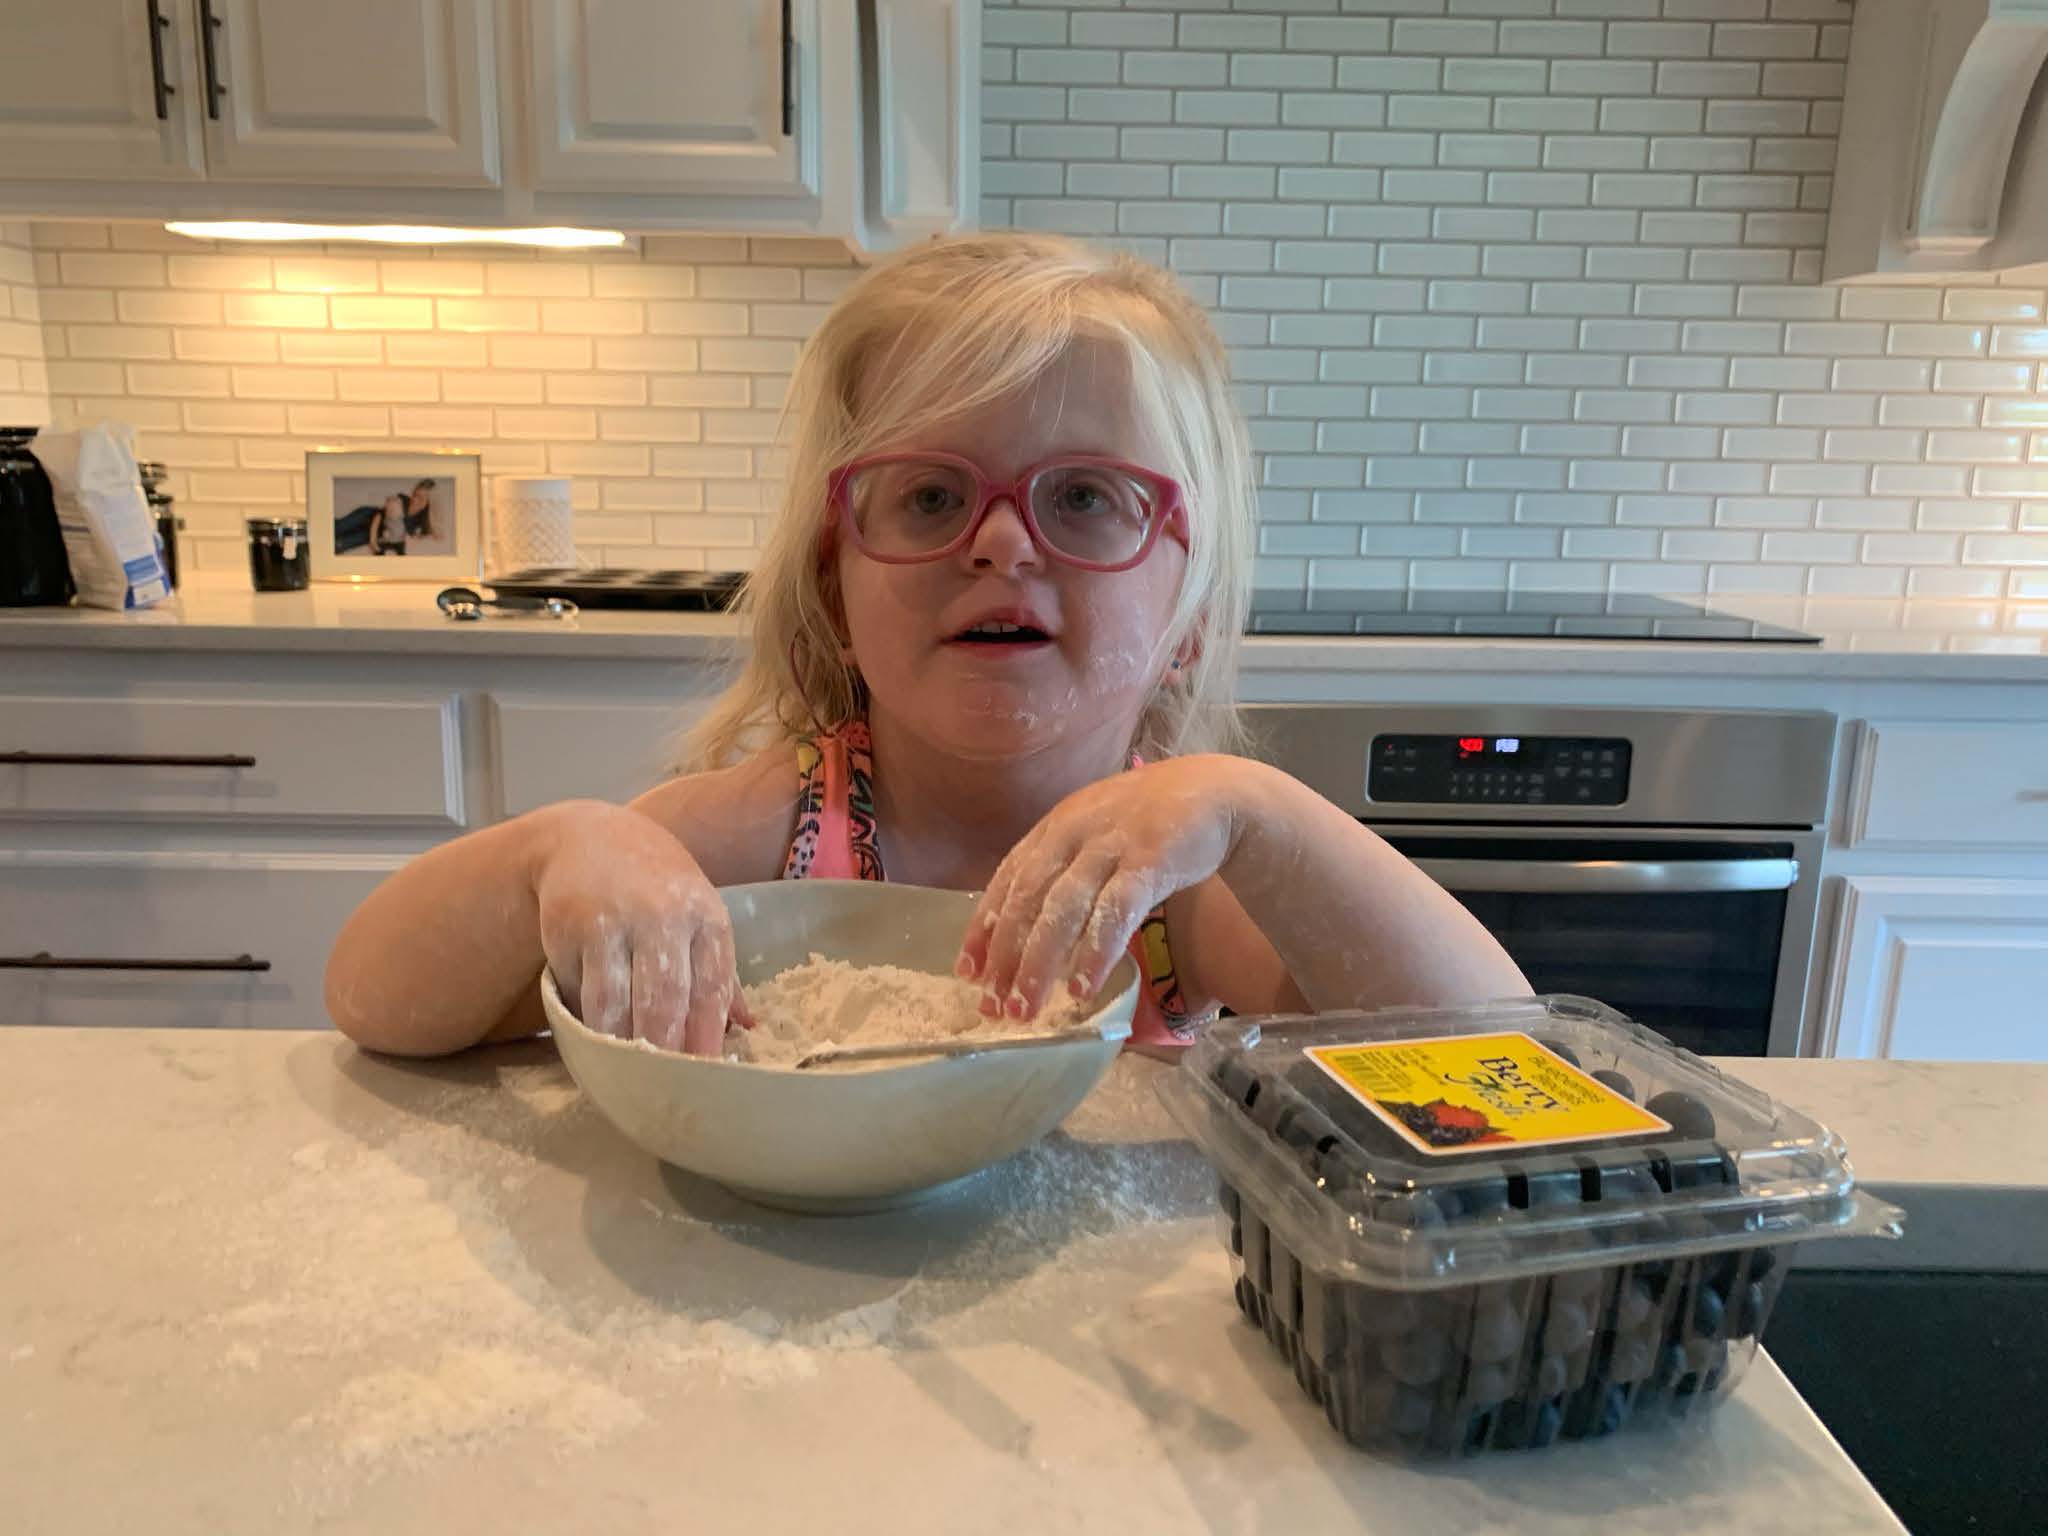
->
[1246, 589, 1821, 643]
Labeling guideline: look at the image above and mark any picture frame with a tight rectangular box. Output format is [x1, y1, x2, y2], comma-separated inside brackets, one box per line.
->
[305, 448, 482, 584]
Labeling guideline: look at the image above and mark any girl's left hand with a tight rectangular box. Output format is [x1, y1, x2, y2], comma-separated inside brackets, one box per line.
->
[958, 756, 1251, 1020]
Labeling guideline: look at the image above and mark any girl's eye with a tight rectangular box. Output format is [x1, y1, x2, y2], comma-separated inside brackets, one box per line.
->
[906, 481, 964, 517]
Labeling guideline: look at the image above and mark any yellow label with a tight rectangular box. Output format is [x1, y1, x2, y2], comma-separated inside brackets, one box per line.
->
[1305, 1031, 1671, 1157]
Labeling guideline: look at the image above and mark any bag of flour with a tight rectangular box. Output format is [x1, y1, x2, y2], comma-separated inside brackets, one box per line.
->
[34, 423, 171, 610]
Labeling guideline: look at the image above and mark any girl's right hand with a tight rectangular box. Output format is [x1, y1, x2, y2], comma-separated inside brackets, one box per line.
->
[530, 801, 751, 1056]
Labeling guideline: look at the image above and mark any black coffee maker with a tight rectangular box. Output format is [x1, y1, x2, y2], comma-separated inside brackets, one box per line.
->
[0, 426, 73, 606]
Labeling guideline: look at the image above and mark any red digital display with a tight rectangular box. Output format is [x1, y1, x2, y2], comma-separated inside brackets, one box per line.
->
[1457, 737, 1486, 755]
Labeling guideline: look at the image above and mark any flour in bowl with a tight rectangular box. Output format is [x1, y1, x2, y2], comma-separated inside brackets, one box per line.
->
[725, 954, 1087, 1066]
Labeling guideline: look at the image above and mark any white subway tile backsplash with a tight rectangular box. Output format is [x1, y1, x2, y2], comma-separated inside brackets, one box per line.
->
[1, 8, 2031, 588]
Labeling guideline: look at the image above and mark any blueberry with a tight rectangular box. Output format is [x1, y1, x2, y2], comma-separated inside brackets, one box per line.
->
[1644, 1089, 1718, 1141]
[1389, 1383, 1436, 1436]
[1615, 1279, 1657, 1331]
[1591, 1068, 1637, 1100]
[1467, 1294, 1526, 1365]
[1653, 1342, 1689, 1388]
[1466, 1361, 1515, 1408]
[1543, 1299, 1595, 1356]
[1445, 1177, 1512, 1220]
[1300, 1277, 1343, 1359]
[1352, 1286, 1426, 1338]
[1248, 1075, 1305, 1135]
[1381, 1325, 1451, 1386]
[1593, 1383, 1630, 1437]
[1462, 1409, 1497, 1453]
[1527, 1397, 1565, 1448]
[1538, 1037, 1582, 1067]
[1549, 1268, 1606, 1309]
[1734, 1279, 1771, 1338]
[1684, 1337, 1729, 1376]
[1608, 1334, 1655, 1384]
[1273, 1100, 1342, 1164]
[1691, 1282, 1728, 1339]
[1213, 1055, 1260, 1107]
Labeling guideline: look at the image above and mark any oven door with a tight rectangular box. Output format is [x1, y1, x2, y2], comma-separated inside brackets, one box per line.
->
[1372, 825, 1824, 1057]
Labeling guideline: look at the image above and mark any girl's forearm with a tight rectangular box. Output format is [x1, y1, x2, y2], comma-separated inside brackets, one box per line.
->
[1221, 761, 1530, 1011]
[324, 803, 571, 1055]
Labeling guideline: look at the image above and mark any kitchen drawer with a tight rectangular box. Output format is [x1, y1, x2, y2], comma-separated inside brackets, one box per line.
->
[494, 696, 702, 816]
[0, 852, 402, 1030]
[1846, 720, 2048, 852]
[0, 694, 466, 826]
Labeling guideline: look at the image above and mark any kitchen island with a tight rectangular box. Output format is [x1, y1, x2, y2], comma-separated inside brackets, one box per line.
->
[3, 1026, 1984, 1535]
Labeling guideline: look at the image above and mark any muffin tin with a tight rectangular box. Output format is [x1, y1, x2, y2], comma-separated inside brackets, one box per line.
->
[1157, 996, 1903, 1459]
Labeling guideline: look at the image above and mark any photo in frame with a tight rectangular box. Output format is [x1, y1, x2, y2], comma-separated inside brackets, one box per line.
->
[305, 449, 482, 583]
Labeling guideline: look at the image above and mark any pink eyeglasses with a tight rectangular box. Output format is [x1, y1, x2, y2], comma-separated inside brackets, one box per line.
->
[823, 451, 1190, 572]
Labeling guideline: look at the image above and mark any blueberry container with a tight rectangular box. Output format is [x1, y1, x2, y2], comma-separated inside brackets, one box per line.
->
[1157, 996, 1903, 1459]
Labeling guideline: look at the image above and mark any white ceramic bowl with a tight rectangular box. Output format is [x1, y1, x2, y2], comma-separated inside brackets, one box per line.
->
[542, 880, 1139, 1212]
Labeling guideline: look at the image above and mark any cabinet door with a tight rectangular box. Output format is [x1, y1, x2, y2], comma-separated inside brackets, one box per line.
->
[526, 0, 816, 197]
[494, 697, 708, 817]
[1819, 877, 2048, 1061]
[201, 0, 498, 186]
[0, 852, 400, 1031]
[0, 0, 203, 180]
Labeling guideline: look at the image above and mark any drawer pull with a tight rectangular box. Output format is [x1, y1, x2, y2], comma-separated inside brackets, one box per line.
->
[1, 751, 257, 768]
[0, 952, 272, 973]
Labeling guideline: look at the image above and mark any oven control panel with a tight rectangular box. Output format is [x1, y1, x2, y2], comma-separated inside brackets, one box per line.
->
[1369, 734, 1632, 806]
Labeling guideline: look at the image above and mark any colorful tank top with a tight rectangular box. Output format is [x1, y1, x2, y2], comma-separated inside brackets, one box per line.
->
[780, 720, 1208, 1048]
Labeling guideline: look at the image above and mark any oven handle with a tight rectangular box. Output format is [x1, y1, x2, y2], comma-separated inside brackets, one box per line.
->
[1411, 856, 1799, 896]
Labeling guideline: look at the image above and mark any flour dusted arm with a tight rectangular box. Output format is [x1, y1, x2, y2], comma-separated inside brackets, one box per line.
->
[325, 748, 797, 1057]
[961, 755, 1528, 1020]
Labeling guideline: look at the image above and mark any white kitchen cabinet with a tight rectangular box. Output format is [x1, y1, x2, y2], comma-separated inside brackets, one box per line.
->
[201, 0, 500, 187]
[0, 0, 975, 250]
[1825, 0, 2048, 280]
[0, 851, 402, 1030]
[0, 0, 205, 180]
[1818, 876, 2048, 1060]
[0, 693, 468, 827]
[493, 696, 702, 815]
[525, 0, 815, 198]
[1845, 720, 2048, 852]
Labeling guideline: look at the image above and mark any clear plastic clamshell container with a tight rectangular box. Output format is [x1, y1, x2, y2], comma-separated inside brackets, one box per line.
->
[1156, 995, 1904, 1459]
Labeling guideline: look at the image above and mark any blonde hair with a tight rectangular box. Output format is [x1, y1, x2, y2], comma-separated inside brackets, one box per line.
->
[681, 231, 1256, 771]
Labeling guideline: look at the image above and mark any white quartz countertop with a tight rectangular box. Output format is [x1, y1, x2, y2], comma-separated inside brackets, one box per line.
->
[2, 1029, 1978, 1535]
[2, 580, 2045, 680]
[1719, 1059, 2048, 1272]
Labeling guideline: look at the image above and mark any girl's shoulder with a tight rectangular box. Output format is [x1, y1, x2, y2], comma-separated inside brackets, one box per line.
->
[626, 739, 802, 887]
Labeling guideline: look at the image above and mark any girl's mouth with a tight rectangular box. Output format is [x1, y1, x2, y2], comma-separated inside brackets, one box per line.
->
[952, 620, 1049, 643]
[945, 621, 1054, 653]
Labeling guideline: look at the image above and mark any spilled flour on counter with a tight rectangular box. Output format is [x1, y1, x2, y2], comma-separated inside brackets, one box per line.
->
[715, 952, 1087, 1066]
[187, 1054, 1207, 1511]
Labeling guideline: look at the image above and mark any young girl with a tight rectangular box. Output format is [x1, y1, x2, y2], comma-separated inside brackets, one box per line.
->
[325, 233, 1526, 1059]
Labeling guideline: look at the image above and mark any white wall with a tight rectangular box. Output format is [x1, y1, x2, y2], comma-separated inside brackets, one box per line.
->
[0, 222, 49, 429]
[983, 0, 2048, 603]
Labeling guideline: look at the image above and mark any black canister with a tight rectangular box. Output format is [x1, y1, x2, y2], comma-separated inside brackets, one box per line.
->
[137, 460, 181, 591]
[0, 426, 74, 606]
[246, 515, 309, 592]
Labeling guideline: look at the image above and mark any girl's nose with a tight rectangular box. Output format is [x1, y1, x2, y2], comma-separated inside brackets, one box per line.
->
[965, 493, 1041, 572]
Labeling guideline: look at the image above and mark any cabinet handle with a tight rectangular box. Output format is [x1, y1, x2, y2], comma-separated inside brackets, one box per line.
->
[1, 750, 256, 768]
[199, 0, 225, 119]
[2020, 790, 2048, 803]
[0, 952, 271, 973]
[779, 0, 793, 136]
[146, 0, 175, 120]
